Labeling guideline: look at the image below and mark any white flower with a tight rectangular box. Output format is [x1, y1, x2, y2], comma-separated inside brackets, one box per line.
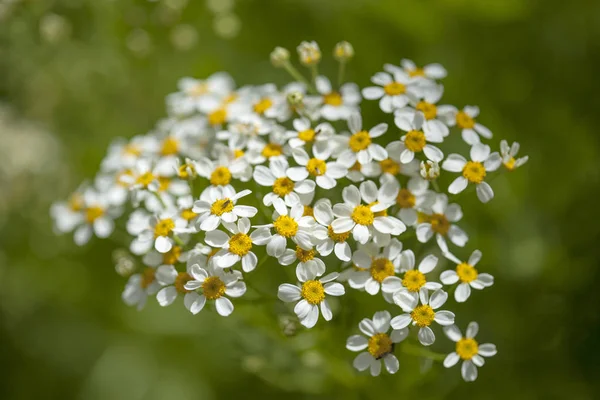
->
[416, 194, 468, 251]
[277, 269, 345, 328]
[277, 245, 327, 279]
[500, 140, 528, 171]
[50, 192, 85, 234]
[361, 67, 421, 113]
[263, 82, 307, 122]
[381, 251, 442, 301]
[439, 105, 492, 145]
[337, 112, 388, 166]
[179, 263, 246, 316]
[395, 83, 450, 138]
[391, 176, 434, 226]
[192, 186, 257, 232]
[216, 113, 274, 149]
[390, 289, 455, 346]
[253, 157, 315, 206]
[420, 160, 440, 180]
[313, 198, 353, 262]
[348, 239, 403, 295]
[286, 118, 334, 149]
[195, 154, 252, 187]
[390, 112, 444, 164]
[398, 59, 447, 81]
[169, 72, 235, 116]
[122, 265, 161, 311]
[297, 41, 321, 66]
[443, 322, 497, 382]
[440, 249, 494, 302]
[442, 143, 502, 203]
[130, 211, 187, 255]
[72, 190, 120, 246]
[332, 181, 405, 245]
[287, 146, 348, 190]
[204, 217, 270, 273]
[314, 76, 361, 121]
[347, 311, 408, 376]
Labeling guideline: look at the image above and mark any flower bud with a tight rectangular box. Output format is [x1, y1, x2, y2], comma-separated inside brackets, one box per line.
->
[296, 41, 321, 66]
[270, 46, 290, 67]
[334, 41, 354, 62]
[420, 160, 440, 181]
[286, 91, 304, 108]
[113, 249, 136, 277]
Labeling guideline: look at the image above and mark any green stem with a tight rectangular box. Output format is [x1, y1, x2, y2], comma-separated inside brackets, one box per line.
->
[310, 64, 319, 87]
[400, 342, 447, 362]
[172, 234, 185, 247]
[282, 61, 317, 94]
[151, 191, 168, 209]
[431, 180, 441, 193]
[337, 61, 346, 88]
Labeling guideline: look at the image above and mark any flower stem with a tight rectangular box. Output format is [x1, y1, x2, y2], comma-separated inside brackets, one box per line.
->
[337, 61, 346, 88]
[283, 62, 317, 94]
[400, 342, 447, 362]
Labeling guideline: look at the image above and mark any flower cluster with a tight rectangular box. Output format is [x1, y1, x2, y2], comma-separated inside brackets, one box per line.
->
[51, 40, 525, 382]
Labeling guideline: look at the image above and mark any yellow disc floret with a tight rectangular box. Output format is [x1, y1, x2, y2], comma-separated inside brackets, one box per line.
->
[404, 130, 427, 152]
[368, 333, 394, 359]
[174, 272, 193, 294]
[429, 213, 450, 236]
[349, 131, 372, 152]
[416, 101, 438, 120]
[160, 137, 179, 156]
[253, 98, 273, 115]
[323, 92, 342, 106]
[396, 189, 416, 208]
[273, 177, 295, 197]
[328, 225, 351, 243]
[210, 198, 234, 216]
[202, 276, 226, 300]
[140, 267, 156, 289]
[181, 208, 198, 221]
[456, 338, 479, 360]
[306, 158, 327, 176]
[410, 304, 435, 327]
[154, 218, 175, 238]
[136, 171, 155, 187]
[163, 246, 182, 265]
[273, 215, 298, 238]
[402, 270, 427, 292]
[380, 158, 400, 175]
[210, 166, 232, 186]
[456, 262, 478, 283]
[462, 161, 486, 184]
[351, 205, 374, 226]
[409, 67, 425, 77]
[301, 280, 325, 305]
[296, 246, 316, 263]
[229, 233, 253, 256]
[456, 111, 475, 129]
[370, 258, 395, 283]
[383, 82, 406, 96]
[208, 108, 227, 126]
[85, 206, 104, 223]
[298, 129, 316, 142]
[262, 143, 283, 158]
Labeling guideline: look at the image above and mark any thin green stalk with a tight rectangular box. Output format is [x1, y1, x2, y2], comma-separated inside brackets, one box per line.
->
[282, 61, 317, 94]
[400, 342, 447, 362]
[337, 60, 346, 88]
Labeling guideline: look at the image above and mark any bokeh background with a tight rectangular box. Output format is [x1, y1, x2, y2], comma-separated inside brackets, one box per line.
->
[2, 0, 600, 398]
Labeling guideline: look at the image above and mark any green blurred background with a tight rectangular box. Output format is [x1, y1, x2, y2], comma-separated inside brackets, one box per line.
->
[2, 0, 600, 398]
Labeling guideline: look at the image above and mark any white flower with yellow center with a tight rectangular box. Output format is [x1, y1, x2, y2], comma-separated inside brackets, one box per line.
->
[443, 322, 497, 382]
[389, 176, 434, 227]
[204, 218, 270, 273]
[391, 289, 455, 346]
[336, 112, 388, 166]
[169, 72, 235, 115]
[347, 310, 409, 376]
[130, 211, 187, 255]
[439, 105, 493, 145]
[195, 155, 252, 187]
[361, 67, 421, 113]
[266, 82, 307, 122]
[348, 239, 403, 295]
[142, 243, 186, 268]
[381, 251, 442, 301]
[244, 131, 290, 165]
[440, 250, 494, 302]
[216, 113, 274, 149]
[390, 111, 444, 164]
[181, 263, 246, 316]
[500, 140, 528, 171]
[100, 135, 151, 173]
[397, 59, 447, 81]
[277, 245, 327, 279]
[331, 181, 405, 245]
[395, 83, 450, 138]
[192, 186, 257, 232]
[155, 262, 199, 307]
[416, 194, 468, 251]
[122, 265, 161, 311]
[50, 191, 85, 235]
[442, 143, 502, 203]
[313, 198, 353, 262]
[286, 146, 348, 190]
[277, 269, 345, 328]
[314, 75, 361, 121]
[286, 118, 334, 149]
[72, 190, 120, 246]
[297, 40, 321, 65]
[253, 157, 316, 206]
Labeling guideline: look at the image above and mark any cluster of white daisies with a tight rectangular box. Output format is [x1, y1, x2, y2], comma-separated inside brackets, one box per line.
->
[51, 41, 527, 382]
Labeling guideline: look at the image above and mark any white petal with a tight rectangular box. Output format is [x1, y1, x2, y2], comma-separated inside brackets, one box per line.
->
[466, 321, 479, 338]
[478, 343, 497, 357]
[455, 283, 471, 302]
[418, 326, 435, 346]
[434, 310, 455, 326]
[461, 360, 478, 382]
[320, 299, 333, 321]
[346, 335, 369, 351]
[476, 182, 494, 203]
[353, 352, 373, 372]
[443, 325, 463, 342]
[448, 176, 468, 194]
[383, 354, 399, 374]
[156, 286, 177, 306]
[215, 297, 234, 316]
[443, 352, 460, 368]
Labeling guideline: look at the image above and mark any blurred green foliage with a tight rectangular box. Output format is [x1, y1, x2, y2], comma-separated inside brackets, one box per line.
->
[2, 0, 600, 399]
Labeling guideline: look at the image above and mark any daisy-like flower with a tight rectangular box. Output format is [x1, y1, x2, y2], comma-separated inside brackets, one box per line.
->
[336, 112, 388, 166]
[313, 198, 353, 262]
[169, 72, 236, 115]
[122, 265, 161, 311]
[192, 186, 257, 232]
[204, 217, 270, 273]
[395, 83, 450, 138]
[440, 250, 494, 302]
[286, 145, 348, 190]
[500, 140, 529, 171]
[381, 251, 442, 301]
[443, 322, 497, 382]
[396, 59, 447, 81]
[195, 153, 252, 187]
[259, 202, 321, 258]
[50, 191, 85, 235]
[348, 239, 403, 295]
[416, 194, 468, 250]
[347, 311, 409, 376]
[314, 75, 361, 121]
[130, 211, 187, 255]
[73, 190, 120, 246]
[439, 105, 492, 145]
[442, 143, 502, 203]
[277, 245, 327, 278]
[390, 111, 445, 164]
[361, 67, 421, 113]
[277, 269, 345, 328]
[390, 289, 455, 346]
[253, 157, 316, 206]
[286, 118, 334, 149]
[181, 263, 246, 316]
[216, 113, 274, 149]
[332, 181, 405, 245]
[391, 176, 434, 227]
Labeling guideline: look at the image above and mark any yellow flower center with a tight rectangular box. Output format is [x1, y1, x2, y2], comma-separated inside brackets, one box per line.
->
[306, 158, 327, 176]
[328, 225, 350, 243]
[370, 258, 395, 283]
[416, 101, 438, 120]
[323, 92, 342, 106]
[273, 177, 295, 197]
[158, 177, 171, 192]
[368, 201, 388, 217]
[177, 163, 196, 179]
[462, 161, 486, 184]
[349, 161, 361, 171]
[351, 205, 374, 226]
[504, 157, 516, 171]
[188, 82, 207, 96]
[456, 111, 475, 129]
[298, 129, 316, 142]
[429, 213, 450, 236]
[349, 131, 372, 152]
[233, 149, 245, 158]
[208, 108, 227, 126]
[404, 130, 427, 152]
[409, 67, 425, 77]
[402, 270, 427, 292]
[160, 137, 179, 156]
[253, 98, 273, 115]
[140, 267, 156, 289]
[368, 333, 394, 359]
[456, 262, 478, 283]
[68, 194, 84, 211]
[154, 218, 175, 238]
[210, 166, 232, 186]
[181, 208, 198, 221]
[296, 246, 316, 263]
[174, 272, 192, 294]
[162, 246, 182, 265]
[396, 189, 416, 208]
[202, 276, 226, 300]
[262, 143, 283, 158]
[123, 144, 142, 157]
[380, 158, 400, 175]
[136, 172, 155, 187]
[229, 233, 253, 256]
[383, 82, 406, 96]
[85, 206, 104, 223]
[411, 304, 435, 327]
[207, 248, 220, 259]
[456, 338, 479, 360]
[210, 198, 234, 216]
[303, 206, 314, 217]
[274, 215, 298, 238]
[301, 280, 325, 305]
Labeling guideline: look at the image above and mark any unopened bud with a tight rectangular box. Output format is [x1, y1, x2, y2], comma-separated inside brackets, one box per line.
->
[279, 314, 299, 337]
[296, 41, 321, 66]
[286, 91, 304, 108]
[177, 158, 197, 180]
[420, 160, 440, 181]
[113, 249, 136, 277]
[270, 46, 290, 67]
[334, 41, 354, 62]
